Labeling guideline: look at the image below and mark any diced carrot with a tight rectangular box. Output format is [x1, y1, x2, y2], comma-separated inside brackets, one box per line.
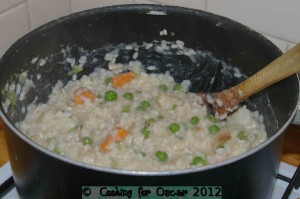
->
[213, 132, 231, 149]
[73, 87, 95, 105]
[194, 126, 202, 132]
[99, 128, 129, 152]
[100, 135, 114, 152]
[112, 71, 135, 88]
[114, 128, 128, 141]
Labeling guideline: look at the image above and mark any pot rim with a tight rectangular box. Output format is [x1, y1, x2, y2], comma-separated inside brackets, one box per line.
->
[1, 4, 299, 176]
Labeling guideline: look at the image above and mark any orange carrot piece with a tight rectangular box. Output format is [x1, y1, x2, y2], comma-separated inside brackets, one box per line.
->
[73, 88, 95, 105]
[99, 128, 129, 152]
[112, 72, 135, 88]
[100, 135, 114, 152]
[114, 128, 128, 141]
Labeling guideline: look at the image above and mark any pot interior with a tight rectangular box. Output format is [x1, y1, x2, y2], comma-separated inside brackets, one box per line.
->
[0, 4, 298, 143]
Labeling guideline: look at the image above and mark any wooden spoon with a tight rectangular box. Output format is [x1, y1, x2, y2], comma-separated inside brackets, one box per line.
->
[201, 43, 300, 119]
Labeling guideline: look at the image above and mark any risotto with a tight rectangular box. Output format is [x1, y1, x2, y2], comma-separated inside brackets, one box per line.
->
[16, 66, 267, 171]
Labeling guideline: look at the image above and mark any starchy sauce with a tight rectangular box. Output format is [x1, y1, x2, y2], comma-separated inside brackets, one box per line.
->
[16, 66, 267, 171]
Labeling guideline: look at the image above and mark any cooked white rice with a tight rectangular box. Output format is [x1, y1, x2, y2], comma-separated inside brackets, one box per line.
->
[16, 68, 267, 171]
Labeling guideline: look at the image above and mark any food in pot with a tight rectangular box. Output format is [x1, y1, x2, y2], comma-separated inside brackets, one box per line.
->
[16, 66, 267, 171]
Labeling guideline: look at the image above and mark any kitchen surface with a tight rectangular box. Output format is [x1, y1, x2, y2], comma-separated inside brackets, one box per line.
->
[1, 1, 300, 199]
[0, 119, 9, 167]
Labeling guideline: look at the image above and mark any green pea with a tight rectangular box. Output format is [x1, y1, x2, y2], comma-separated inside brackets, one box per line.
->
[191, 156, 207, 166]
[237, 131, 247, 140]
[159, 84, 168, 92]
[155, 151, 168, 162]
[173, 83, 181, 91]
[111, 160, 118, 168]
[122, 105, 131, 113]
[82, 137, 93, 145]
[136, 106, 144, 111]
[52, 148, 62, 155]
[105, 90, 117, 101]
[68, 125, 78, 133]
[7, 91, 16, 107]
[145, 118, 155, 127]
[123, 92, 134, 101]
[37, 112, 45, 122]
[141, 127, 150, 139]
[104, 77, 112, 85]
[208, 125, 220, 134]
[157, 114, 164, 120]
[206, 114, 218, 123]
[169, 123, 180, 134]
[141, 101, 150, 107]
[136, 100, 151, 111]
[138, 151, 146, 157]
[190, 116, 199, 125]
[68, 65, 83, 76]
[18, 73, 27, 85]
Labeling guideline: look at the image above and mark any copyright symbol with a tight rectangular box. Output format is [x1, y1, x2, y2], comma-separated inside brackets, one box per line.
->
[82, 187, 91, 196]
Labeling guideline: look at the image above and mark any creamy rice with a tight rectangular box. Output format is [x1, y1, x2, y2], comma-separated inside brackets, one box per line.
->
[16, 67, 267, 171]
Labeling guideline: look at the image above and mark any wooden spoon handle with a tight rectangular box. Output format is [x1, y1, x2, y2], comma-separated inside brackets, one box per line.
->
[236, 43, 300, 101]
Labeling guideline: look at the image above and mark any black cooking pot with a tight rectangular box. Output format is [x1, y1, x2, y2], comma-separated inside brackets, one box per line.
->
[0, 4, 299, 199]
